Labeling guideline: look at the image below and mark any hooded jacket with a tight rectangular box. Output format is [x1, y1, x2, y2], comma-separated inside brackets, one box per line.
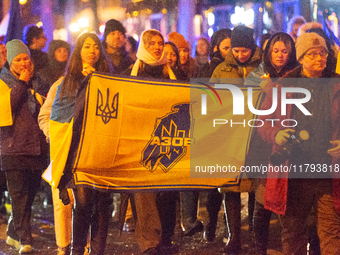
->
[35, 40, 70, 96]
[197, 29, 232, 78]
[246, 32, 298, 86]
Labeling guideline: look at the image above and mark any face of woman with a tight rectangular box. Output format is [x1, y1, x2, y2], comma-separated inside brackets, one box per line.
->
[164, 44, 177, 67]
[179, 48, 189, 65]
[196, 39, 208, 56]
[10, 53, 31, 75]
[81, 37, 100, 68]
[146, 35, 164, 60]
[219, 38, 231, 59]
[232, 47, 252, 63]
[55, 47, 69, 63]
[271, 41, 289, 71]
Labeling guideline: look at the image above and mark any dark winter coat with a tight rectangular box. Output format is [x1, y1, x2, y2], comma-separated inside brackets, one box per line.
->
[30, 48, 49, 75]
[181, 57, 198, 79]
[104, 47, 134, 75]
[0, 66, 48, 171]
[35, 40, 70, 96]
[211, 46, 262, 83]
[258, 66, 340, 215]
[197, 51, 225, 78]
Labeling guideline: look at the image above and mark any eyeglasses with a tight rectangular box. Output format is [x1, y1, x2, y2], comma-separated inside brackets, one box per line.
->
[304, 51, 328, 60]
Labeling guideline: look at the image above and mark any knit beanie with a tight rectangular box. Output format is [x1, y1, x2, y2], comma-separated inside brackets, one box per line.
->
[103, 19, 126, 41]
[6, 39, 30, 66]
[296, 32, 328, 60]
[168, 32, 189, 49]
[230, 26, 255, 50]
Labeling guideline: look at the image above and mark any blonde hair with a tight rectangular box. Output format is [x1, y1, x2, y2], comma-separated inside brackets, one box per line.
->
[142, 30, 164, 49]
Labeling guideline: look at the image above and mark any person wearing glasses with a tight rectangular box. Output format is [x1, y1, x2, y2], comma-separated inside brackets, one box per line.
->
[23, 25, 48, 75]
[258, 32, 340, 254]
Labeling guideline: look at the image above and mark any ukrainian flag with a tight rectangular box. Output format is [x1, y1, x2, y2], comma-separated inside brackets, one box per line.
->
[0, 79, 13, 127]
[42, 79, 75, 188]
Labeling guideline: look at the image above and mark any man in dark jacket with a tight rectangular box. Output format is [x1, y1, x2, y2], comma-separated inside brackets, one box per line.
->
[102, 19, 135, 238]
[23, 25, 48, 75]
[102, 19, 134, 74]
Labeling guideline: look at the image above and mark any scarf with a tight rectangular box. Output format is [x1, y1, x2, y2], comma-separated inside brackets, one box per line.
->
[131, 30, 176, 80]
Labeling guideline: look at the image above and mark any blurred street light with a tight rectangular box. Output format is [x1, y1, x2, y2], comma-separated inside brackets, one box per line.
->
[99, 23, 105, 34]
[70, 23, 80, 32]
[78, 17, 89, 28]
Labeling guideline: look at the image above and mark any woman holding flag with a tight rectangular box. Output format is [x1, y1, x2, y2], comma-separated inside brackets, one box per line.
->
[49, 32, 112, 255]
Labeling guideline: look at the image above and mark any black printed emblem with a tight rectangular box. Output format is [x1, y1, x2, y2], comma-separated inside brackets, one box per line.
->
[96, 88, 119, 124]
[141, 103, 194, 173]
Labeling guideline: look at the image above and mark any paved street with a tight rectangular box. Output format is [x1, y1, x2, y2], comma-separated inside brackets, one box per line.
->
[0, 192, 283, 255]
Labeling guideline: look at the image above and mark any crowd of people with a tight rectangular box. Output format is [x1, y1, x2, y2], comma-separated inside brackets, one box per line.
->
[1, 15, 340, 255]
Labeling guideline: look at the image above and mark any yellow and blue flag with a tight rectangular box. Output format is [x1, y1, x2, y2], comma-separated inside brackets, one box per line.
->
[0, 79, 13, 127]
[44, 73, 262, 191]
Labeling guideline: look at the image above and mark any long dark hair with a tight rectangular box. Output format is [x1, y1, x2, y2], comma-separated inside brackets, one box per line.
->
[263, 32, 298, 79]
[165, 41, 180, 69]
[209, 29, 231, 59]
[60, 32, 110, 99]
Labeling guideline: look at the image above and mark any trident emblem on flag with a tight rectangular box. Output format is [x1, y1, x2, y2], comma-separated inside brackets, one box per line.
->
[96, 88, 119, 124]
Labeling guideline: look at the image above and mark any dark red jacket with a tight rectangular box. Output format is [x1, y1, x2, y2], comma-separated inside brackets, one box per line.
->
[258, 66, 340, 215]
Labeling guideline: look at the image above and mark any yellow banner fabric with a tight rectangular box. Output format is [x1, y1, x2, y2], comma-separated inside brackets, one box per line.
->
[68, 73, 261, 191]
